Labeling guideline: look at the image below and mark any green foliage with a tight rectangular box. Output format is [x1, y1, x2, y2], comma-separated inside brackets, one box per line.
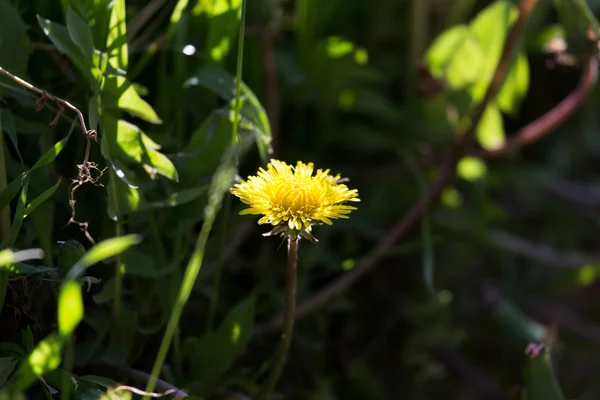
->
[0, 0, 599, 399]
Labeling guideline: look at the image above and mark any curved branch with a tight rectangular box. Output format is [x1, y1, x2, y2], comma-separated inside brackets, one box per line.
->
[254, 0, 540, 336]
[473, 56, 598, 159]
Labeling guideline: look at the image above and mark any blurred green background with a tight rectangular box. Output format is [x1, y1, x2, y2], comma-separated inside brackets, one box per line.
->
[1, 0, 600, 398]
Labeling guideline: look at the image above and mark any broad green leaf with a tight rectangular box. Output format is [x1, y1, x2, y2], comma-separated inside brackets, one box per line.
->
[190, 296, 255, 388]
[23, 180, 61, 218]
[8, 334, 64, 392]
[477, 105, 505, 150]
[107, 172, 145, 217]
[58, 281, 84, 336]
[65, 235, 142, 281]
[0, 357, 17, 387]
[112, 120, 177, 180]
[0, 0, 30, 79]
[496, 53, 529, 116]
[425, 25, 485, 90]
[37, 17, 93, 85]
[102, 75, 162, 123]
[66, 6, 95, 62]
[106, 0, 128, 70]
[469, 0, 518, 102]
[523, 347, 566, 400]
[185, 66, 272, 160]
[1, 110, 23, 164]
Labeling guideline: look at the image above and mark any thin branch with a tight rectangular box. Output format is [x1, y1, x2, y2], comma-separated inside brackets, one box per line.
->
[473, 56, 598, 158]
[0, 66, 95, 143]
[0, 65, 102, 243]
[254, 0, 539, 335]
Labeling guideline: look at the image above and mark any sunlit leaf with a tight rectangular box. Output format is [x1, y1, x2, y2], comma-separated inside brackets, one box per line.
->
[8, 334, 64, 392]
[457, 156, 487, 181]
[106, 0, 128, 70]
[58, 281, 84, 336]
[496, 53, 529, 115]
[477, 105, 505, 150]
[102, 75, 162, 123]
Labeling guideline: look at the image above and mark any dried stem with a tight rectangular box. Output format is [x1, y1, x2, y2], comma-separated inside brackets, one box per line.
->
[0, 66, 103, 243]
[254, 0, 540, 335]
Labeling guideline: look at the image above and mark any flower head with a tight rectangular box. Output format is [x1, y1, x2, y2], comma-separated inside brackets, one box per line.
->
[231, 159, 360, 241]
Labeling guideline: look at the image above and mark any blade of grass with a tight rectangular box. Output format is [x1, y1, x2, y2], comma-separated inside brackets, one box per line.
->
[144, 6, 250, 385]
[205, 0, 247, 333]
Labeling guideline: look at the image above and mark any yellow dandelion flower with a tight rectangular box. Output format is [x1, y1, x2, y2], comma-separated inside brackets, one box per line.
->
[231, 159, 360, 241]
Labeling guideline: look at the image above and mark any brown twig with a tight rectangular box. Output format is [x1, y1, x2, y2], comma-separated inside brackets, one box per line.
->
[473, 56, 598, 158]
[115, 365, 189, 398]
[0, 66, 102, 243]
[254, 0, 539, 335]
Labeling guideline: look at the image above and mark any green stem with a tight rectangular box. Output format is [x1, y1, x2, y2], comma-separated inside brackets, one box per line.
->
[258, 236, 298, 399]
[60, 337, 74, 400]
[232, 0, 247, 143]
[0, 114, 8, 316]
[206, 195, 231, 331]
[109, 169, 125, 320]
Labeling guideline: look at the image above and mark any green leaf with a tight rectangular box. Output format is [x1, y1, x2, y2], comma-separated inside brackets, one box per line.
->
[5, 179, 29, 249]
[65, 235, 142, 281]
[136, 186, 207, 212]
[106, 0, 128, 70]
[30, 123, 75, 171]
[555, 0, 600, 61]
[1, 110, 23, 164]
[58, 281, 84, 336]
[0, 357, 17, 387]
[469, 0, 518, 102]
[190, 295, 255, 388]
[425, 25, 485, 90]
[37, 16, 93, 85]
[477, 105, 505, 150]
[90, 0, 113, 49]
[0, 0, 31, 79]
[8, 334, 64, 392]
[66, 6, 95, 62]
[111, 119, 177, 180]
[0, 174, 26, 219]
[492, 300, 547, 346]
[23, 180, 61, 218]
[4, 263, 55, 275]
[107, 171, 145, 217]
[523, 347, 566, 400]
[496, 53, 529, 116]
[102, 75, 162, 123]
[185, 66, 272, 160]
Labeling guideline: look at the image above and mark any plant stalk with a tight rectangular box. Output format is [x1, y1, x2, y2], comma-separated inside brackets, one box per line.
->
[258, 236, 299, 399]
